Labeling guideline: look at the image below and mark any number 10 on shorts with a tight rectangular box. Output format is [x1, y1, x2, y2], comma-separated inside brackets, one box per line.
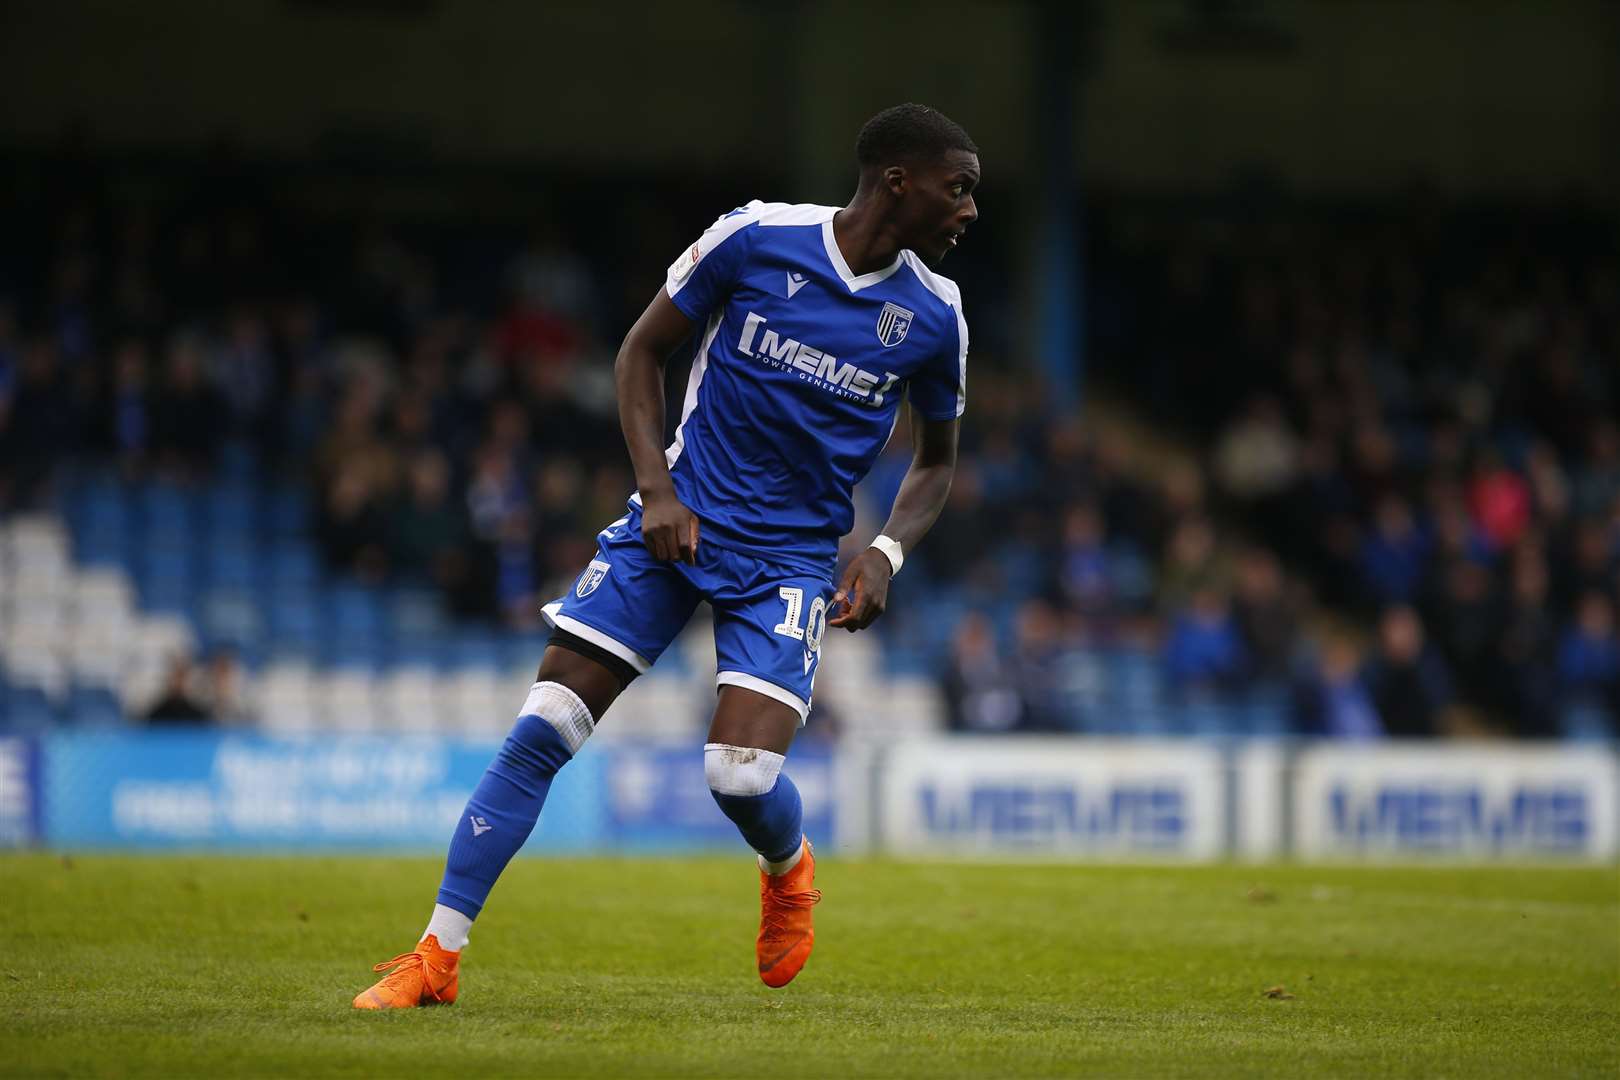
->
[773, 586, 827, 654]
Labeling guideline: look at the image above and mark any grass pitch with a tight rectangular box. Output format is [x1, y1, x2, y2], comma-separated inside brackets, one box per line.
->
[5, 854, 1617, 1078]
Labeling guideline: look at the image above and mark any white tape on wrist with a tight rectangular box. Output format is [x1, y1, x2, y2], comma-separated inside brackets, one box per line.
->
[869, 534, 903, 576]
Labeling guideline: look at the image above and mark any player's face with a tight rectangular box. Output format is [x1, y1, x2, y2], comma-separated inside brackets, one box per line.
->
[901, 150, 980, 264]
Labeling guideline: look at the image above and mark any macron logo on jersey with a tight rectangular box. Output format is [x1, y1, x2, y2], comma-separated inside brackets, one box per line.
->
[737, 312, 900, 407]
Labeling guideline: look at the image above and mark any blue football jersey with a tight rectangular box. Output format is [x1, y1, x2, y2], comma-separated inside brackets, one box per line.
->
[650, 200, 969, 573]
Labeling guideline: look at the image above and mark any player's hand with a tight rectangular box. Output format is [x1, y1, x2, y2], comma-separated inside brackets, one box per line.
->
[641, 489, 700, 564]
[828, 548, 892, 632]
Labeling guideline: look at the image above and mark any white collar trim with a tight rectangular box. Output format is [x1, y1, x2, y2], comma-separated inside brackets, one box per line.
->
[821, 219, 904, 293]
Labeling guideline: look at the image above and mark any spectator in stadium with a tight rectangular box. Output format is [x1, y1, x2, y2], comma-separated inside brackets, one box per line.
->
[1162, 586, 1247, 698]
[150, 335, 227, 477]
[104, 338, 153, 475]
[1495, 547, 1561, 737]
[144, 655, 214, 725]
[389, 449, 465, 585]
[1156, 515, 1228, 615]
[1011, 598, 1068, 731]
[1358, 495, 1428, 609]
[1555, 590, 1620, 737]
[942, 613, 1023, 734]
[1360, 605, 1453, 738]
[1230, 546, 1300, 685]
[1423, 558, 1502, 718]
[204, 647, 252, 726]
[319, 459, 392, 583]
[1300, 635, 1382, 739]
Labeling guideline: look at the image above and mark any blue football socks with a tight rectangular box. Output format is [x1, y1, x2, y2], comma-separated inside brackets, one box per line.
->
[711, 772, 804, 865]
[435, 684, 592, 919]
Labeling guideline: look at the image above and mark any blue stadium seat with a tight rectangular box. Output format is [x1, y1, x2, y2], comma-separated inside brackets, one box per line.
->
[1180, 697, 1240, 738]
[451, 630, 503, 671]
[391, 640, 444, 670]
[205, 541, 259, 591]
[389, 587, 448, 643]
[71, 481, 134, 539]
[268, 591, 322, 653]
[138, 482, 199, 552]
[1561, 703, 1616, 742]
[138, 566, 199, 622]
[327, 585, 386, 641]
[1241, 686, 1292, 737]
[1, 686, 60, 734]
[327, 635, 386, 671]
[1109, 651, 1168, 735]
[217, 441, 259, 482]
[504, 632, 549, 674]
[205, 483, 258, 540]
[266, 488, 313, 539]
[75, 529, 136, 572]
[68, 685, 125, 727]
[267, 544, 321, 591]
[201, 587, 266, 655]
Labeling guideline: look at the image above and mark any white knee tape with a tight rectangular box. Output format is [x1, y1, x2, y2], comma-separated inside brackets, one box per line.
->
[521, 681, 594, 754]
[704, 743, 786, 797]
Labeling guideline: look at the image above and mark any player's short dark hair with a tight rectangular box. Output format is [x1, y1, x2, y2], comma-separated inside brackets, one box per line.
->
[856, 104, 978, 170]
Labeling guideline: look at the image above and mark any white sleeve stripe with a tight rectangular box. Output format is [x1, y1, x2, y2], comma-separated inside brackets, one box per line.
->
[898, 251, 969, 416]
[953, 301, 969, 415]
[663, 309, 724, 469]
[665, 200, 764, 299]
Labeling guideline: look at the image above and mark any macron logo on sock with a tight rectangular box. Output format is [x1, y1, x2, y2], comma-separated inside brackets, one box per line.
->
[469, 815, 492, 837]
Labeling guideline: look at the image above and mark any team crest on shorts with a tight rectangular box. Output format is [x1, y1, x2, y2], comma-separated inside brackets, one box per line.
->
[576, 559, 611, 598]
[876, 302, 914, 348]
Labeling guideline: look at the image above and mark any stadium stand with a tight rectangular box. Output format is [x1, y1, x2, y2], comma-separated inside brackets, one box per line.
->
[0, 159, 1614, 741]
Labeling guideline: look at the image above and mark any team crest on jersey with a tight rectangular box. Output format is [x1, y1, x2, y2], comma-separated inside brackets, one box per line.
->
[576, 559, 611, 598]
[876, 302, 914, 348]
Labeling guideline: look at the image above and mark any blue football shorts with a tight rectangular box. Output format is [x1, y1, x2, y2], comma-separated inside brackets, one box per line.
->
[540, 512, 834, 724]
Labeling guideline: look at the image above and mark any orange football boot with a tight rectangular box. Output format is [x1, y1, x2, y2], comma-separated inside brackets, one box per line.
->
[757, 839, 821, 988]
[352, 934, 460, 1009]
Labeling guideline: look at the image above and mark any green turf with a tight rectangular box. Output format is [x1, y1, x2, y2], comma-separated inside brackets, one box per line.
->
[5, 854, 1617, 1078]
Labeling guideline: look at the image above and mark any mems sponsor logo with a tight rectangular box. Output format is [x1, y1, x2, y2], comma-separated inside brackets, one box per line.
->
[737, 312, 899, 407]
[1293, 747, 1619, 860]
[1327, 784, 1589, 853]
[919, 783, 1187, 849]
[880, 741, 1226, 858]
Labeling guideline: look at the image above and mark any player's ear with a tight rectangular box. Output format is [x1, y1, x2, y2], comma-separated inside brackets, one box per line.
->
[883, 165, 907, 196]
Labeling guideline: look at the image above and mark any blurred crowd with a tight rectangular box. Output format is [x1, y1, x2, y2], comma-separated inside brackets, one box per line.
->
[1096, 192, 1620, 739]
[2, 150, 1616, 740]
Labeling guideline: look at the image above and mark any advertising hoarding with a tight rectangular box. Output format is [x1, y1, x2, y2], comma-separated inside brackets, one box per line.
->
[877, 738, 1226, 858]
[1293, 744, 1619, 860]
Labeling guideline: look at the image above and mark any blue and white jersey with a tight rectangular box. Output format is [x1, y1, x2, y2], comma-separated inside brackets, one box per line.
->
[653, 199, 969, 574]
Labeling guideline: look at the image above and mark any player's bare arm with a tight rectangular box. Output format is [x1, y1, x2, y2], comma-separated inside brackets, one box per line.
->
[615, 290, 700, 564]
[830, 412, 959, 632]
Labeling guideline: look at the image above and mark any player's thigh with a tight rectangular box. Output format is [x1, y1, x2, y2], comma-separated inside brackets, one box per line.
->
[534, 644, 627, 721]
[707, 559, 833, 740]
[708, 684, 802, 755]
[541, 524, 700, 692]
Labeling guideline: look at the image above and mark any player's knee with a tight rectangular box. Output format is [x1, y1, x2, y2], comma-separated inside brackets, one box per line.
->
[497, 681, 595, 776]
[704, 742, 785, 797]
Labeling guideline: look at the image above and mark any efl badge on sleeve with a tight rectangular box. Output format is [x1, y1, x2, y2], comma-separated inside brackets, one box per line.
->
[668, 241, 702, 283]
[576, 559, 611, 598]
[876, 302, 914, 348]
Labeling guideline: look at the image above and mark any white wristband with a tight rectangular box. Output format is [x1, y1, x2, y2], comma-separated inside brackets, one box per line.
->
[869, 534, 903, 576]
